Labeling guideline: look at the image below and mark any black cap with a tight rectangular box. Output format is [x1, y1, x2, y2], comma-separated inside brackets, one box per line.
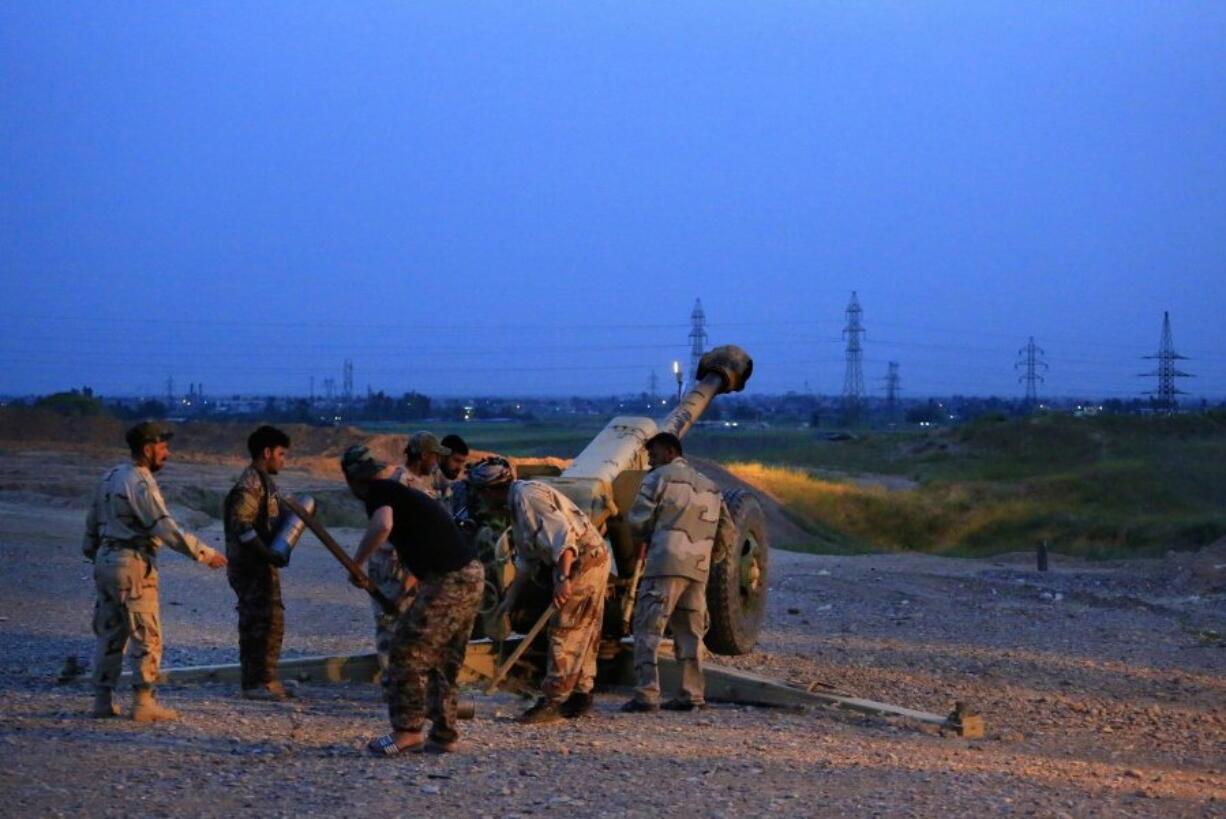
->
[126, 420, 175, 450]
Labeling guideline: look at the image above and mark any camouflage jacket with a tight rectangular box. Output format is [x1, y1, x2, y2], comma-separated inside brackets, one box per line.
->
[83, 462, 218, 566]
[432, 468, 458, 510]
[627, 457, 732, 583]
[223, 465, 282, 564]
[509, 480, 608, 574]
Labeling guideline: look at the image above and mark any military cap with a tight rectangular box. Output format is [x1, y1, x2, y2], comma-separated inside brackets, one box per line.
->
[404, 431, 450, 457]
[125, 420, 175, 450]
[465, 455, 516, 488]
[341, 444, 385, 481]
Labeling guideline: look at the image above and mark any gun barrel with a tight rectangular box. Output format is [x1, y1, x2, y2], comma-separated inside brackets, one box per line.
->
[561, 345, 753, 484]
[659, 345, 754, 441]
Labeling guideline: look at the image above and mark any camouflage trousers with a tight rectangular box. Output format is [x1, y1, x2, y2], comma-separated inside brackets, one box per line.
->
[368, 548, 417, 681]
[91, 547, 162, 689]
[632, 575, 709, 706]
[227, 561, 285, 689]
[542, 555, 611, 704]
[386, 560, 483, 743]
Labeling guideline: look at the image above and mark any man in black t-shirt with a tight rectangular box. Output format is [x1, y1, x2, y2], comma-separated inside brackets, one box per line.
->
[341, 445, 484, 756]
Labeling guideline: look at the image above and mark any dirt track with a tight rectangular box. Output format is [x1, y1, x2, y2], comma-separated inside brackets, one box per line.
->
[0, 442, 1224, 817]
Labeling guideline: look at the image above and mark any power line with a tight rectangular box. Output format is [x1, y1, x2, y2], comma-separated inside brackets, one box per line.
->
[842, 291, 866, 421]
[688, 298, 708, 390]
[1140, 311, 1193, 412]
[1015, 336, 1048, 407]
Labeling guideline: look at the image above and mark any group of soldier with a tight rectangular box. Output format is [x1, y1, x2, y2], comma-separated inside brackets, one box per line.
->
[84, 419, 732, 755]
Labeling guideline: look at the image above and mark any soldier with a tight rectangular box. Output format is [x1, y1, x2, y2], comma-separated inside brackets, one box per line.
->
[224, 425, 293, 701]
[340, 445, 484, 755]
[83, 421, 227, 722]
[437, 433, 469, 511]
[473, 457, 611, 724]
[621, 432, 732, 713]
[341, 446, 419, 684]
[402, 431, 449, 499]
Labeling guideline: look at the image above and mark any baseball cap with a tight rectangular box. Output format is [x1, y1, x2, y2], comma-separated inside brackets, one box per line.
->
[126, 420, 175, 450]
[404, 431, 450, 457]
[341, 444, 385, 480]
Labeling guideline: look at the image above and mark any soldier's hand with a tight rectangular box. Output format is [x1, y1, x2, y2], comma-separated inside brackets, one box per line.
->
[205, 552, 228, 570]
[552, 578, 572, 609]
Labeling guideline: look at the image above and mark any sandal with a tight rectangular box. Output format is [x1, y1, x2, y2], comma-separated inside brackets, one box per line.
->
[367, 733, 424, 757]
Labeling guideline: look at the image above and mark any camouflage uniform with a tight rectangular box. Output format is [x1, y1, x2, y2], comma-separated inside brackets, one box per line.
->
[84, 462, 220, 689]
[223, 465, 285, 690]
[386, 559, 484, 744]
[368, 467, 418, 679]
[627, 456, 732, 706]
[510, 480, 611, 704]
[431, 467, 458, 511]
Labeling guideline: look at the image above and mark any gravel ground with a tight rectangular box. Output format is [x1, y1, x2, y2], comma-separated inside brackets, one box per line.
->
[0, 447, 1223, 817]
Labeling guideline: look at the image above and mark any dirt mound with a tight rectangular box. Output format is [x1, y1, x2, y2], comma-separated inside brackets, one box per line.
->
[690, 456, 826, 550]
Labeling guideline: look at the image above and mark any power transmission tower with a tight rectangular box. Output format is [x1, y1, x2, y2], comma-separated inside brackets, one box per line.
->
[842, 291, 866, 422]
[323, 378, 335, 401]
[165, 376, 174, 409]
[884, 361, 901, 416]
[1015, 336, 1048, 407]
[648, 370, 659, 398]
[342, 360, 354, 409]
[1140, 311, 1192, 412]
[688, 298, 708, 388]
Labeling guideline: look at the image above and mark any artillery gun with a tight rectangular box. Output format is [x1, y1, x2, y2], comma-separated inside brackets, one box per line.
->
[465, 344, 768, 683]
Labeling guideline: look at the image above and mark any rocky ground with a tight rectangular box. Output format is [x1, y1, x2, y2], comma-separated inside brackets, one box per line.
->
[0, 444, 1223, 817]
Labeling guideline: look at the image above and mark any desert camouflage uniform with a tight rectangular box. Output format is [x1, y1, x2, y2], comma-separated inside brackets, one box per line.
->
[431, 467, 458, 511]
[224, 465, 284, 690]
[367, 467, 421, 680]
[627, 456, 733, 706]
[83, 463, 220, 689]
[510, 480, 611, 704]
[400, 467, 438, 499]
[386, 559, 484, 744]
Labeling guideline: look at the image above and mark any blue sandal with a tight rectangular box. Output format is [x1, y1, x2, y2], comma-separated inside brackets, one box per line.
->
[367, 734, 424, 757]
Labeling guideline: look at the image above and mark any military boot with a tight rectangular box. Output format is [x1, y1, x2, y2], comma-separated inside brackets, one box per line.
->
[517, 697, 564, 724]
[559, 691, 594, 719]
[131, 687, 179, 723]
[241, 681, 294, 702]
[91, 686, 120, 718]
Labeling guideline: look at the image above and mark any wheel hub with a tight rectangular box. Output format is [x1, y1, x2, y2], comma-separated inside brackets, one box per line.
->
[739, 536, 762, 596]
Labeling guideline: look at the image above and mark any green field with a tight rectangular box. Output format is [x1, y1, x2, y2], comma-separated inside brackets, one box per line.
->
[366, 413, 1226, 559]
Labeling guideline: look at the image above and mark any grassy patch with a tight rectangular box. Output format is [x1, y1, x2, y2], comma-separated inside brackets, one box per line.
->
[725, 412, 1226, 559]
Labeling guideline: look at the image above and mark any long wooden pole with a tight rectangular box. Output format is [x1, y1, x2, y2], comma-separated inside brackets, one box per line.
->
[484, 604, 556, 694]
[281, 496, 398, 616]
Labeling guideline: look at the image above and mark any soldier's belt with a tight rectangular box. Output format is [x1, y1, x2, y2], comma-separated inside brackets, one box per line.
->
[100, 540, 154, 557]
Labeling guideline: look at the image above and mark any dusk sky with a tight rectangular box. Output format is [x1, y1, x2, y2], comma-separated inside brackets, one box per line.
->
[2, 3, 1224, 399]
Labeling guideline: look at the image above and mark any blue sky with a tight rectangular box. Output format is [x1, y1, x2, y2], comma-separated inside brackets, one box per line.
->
[2, 2, 1224, 399]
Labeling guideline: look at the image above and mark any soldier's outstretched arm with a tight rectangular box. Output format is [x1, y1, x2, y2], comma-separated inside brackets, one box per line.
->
[131, 478, 226, 568]
[534, 502, 581, 566]
[626, 469, 664, 541]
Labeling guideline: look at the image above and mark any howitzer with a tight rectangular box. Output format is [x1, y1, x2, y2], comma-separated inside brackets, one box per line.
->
[280, 496, 399, 616]
[472, 344, 769, 660]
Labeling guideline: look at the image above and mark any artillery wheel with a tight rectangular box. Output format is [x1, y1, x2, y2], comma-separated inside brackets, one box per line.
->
[705, 488, 769, 656]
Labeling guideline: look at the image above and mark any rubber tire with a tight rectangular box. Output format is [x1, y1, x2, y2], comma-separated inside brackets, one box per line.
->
[705, 488, 769, 656]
